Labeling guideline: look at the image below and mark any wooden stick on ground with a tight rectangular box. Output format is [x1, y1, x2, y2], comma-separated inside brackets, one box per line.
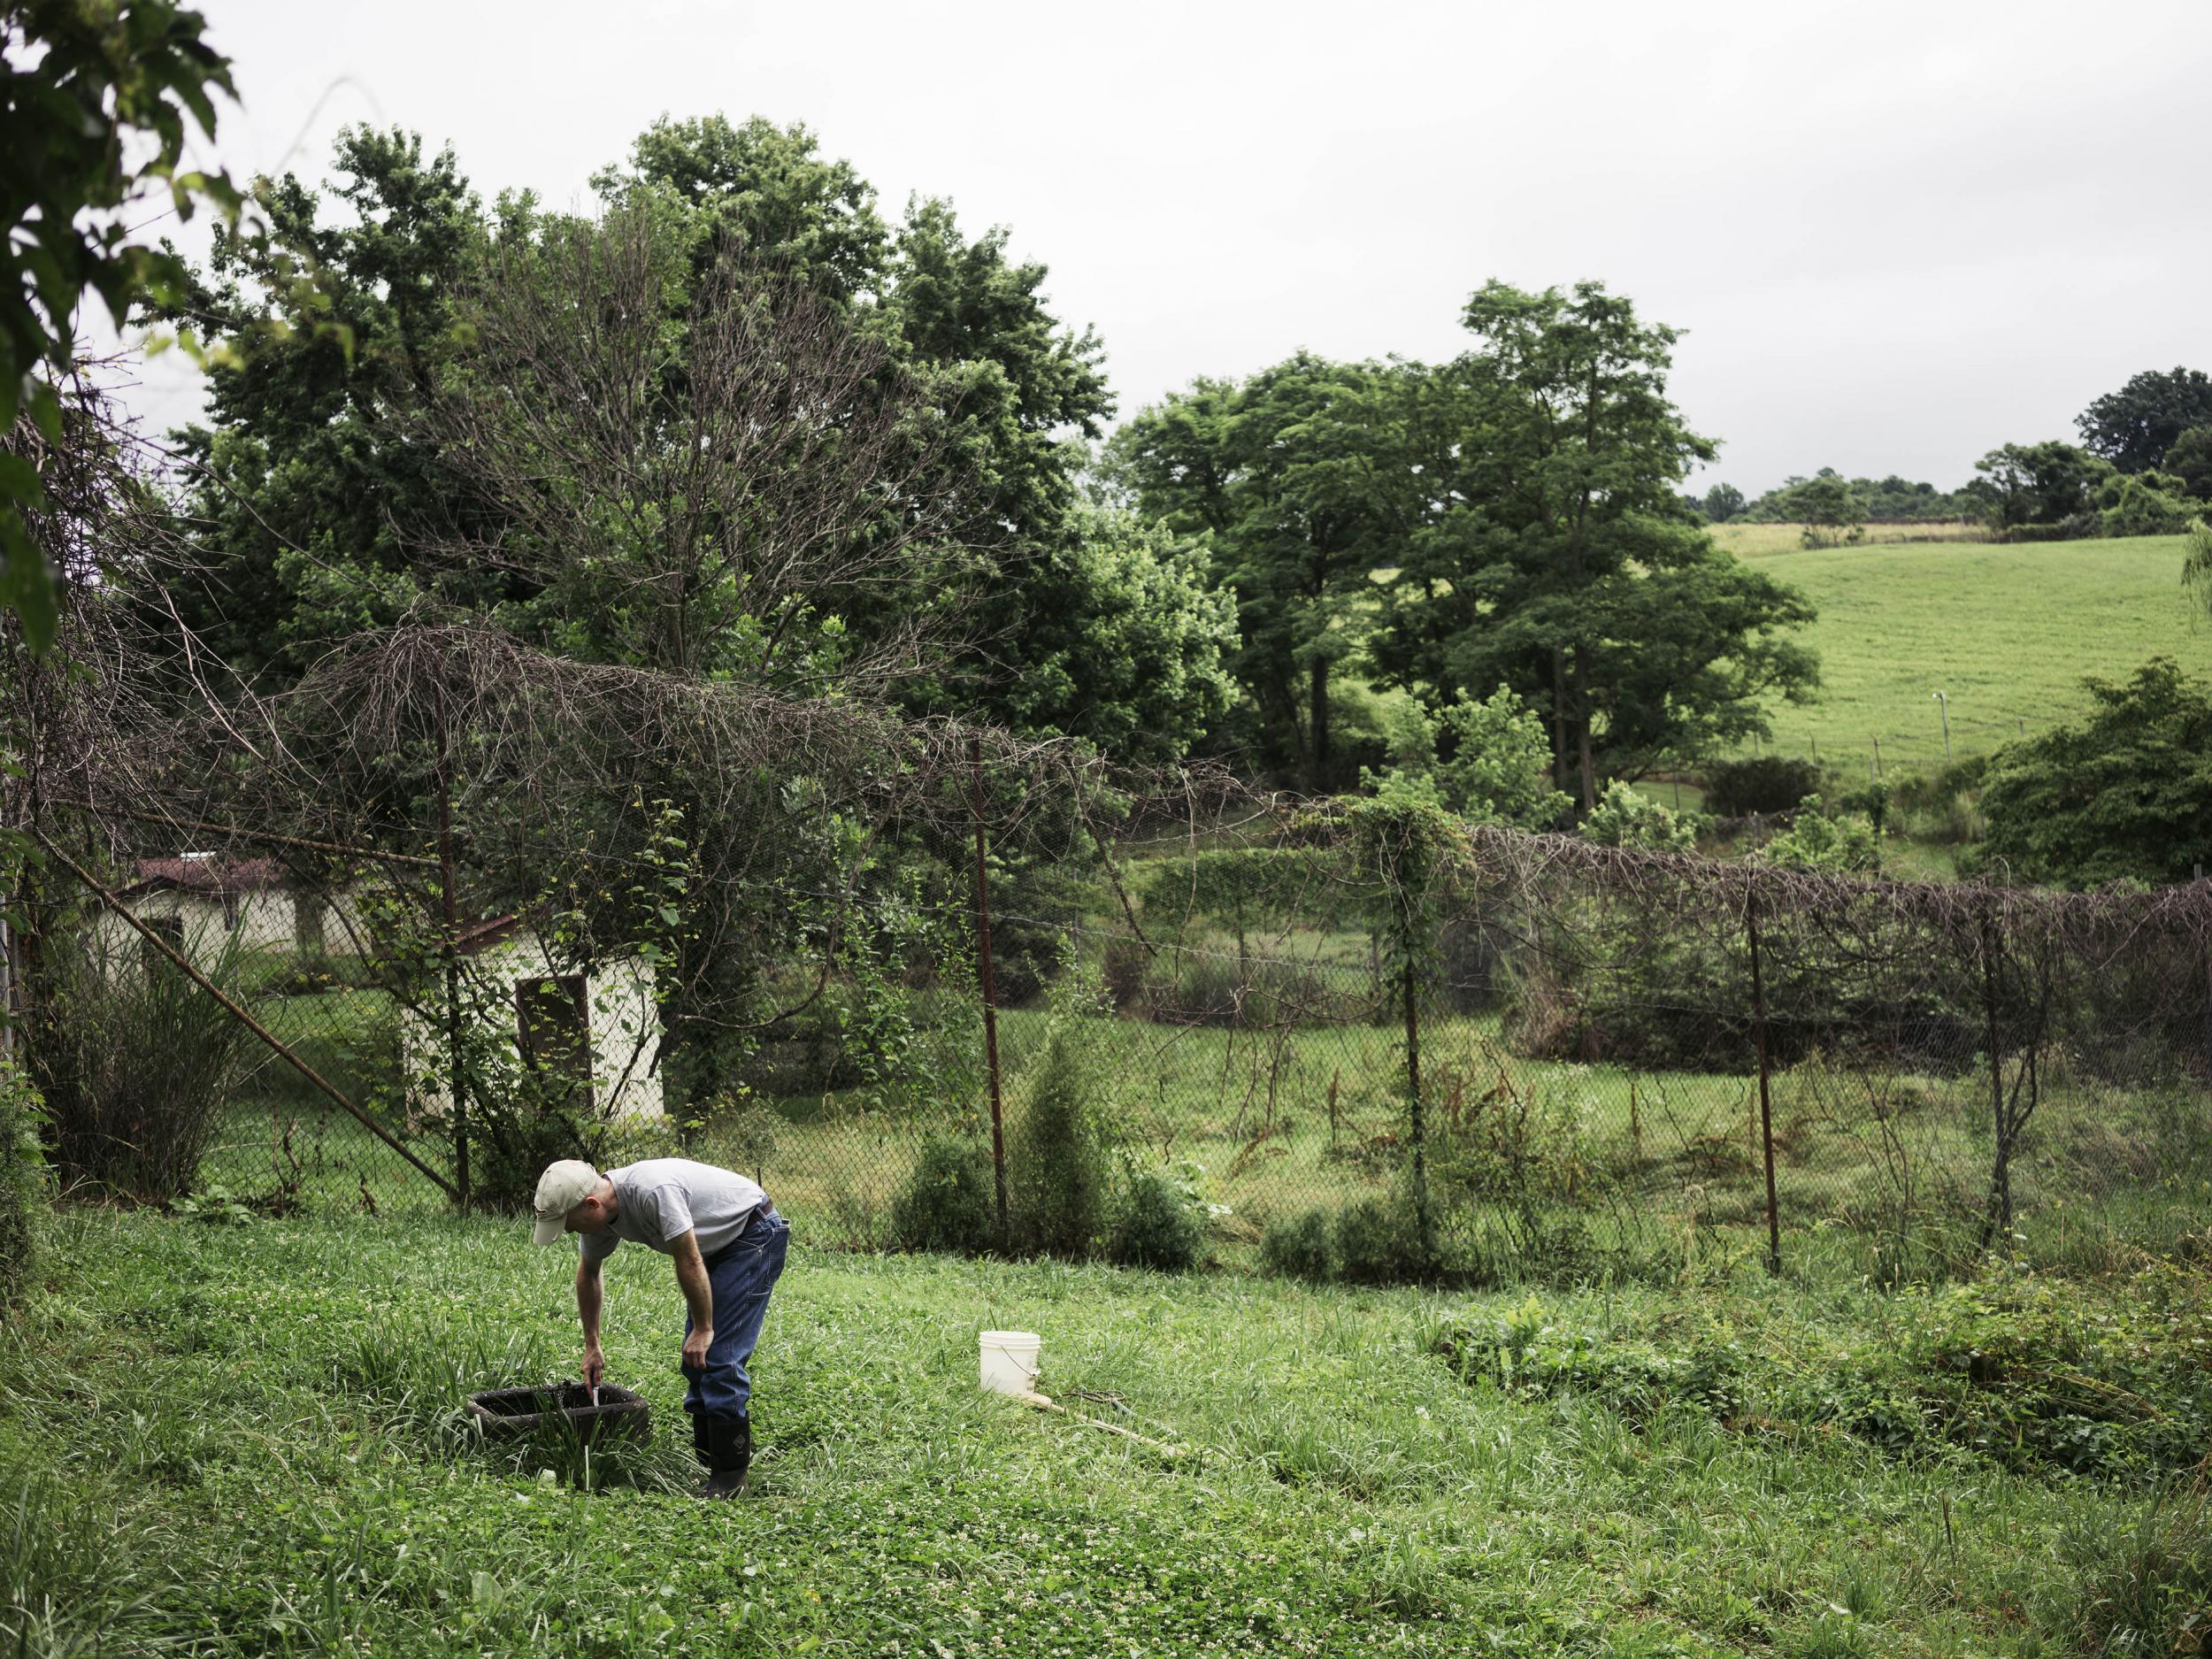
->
[1017, 1390, 1187, 1458]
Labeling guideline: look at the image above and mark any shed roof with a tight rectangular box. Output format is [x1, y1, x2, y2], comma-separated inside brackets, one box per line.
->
[120, 856, 291, 899]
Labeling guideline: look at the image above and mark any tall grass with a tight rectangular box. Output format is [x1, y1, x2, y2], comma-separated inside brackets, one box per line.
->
[32, 926, 261, 1201]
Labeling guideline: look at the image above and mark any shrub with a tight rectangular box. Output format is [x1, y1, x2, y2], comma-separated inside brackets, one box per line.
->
[1105, 1169, 1204, 1271]
[1098, 936, 1151, 1012]
[1890, 757, 1988, 845]
[1978, 658, 2212, 885]
[1835, 782, 1890, 837]
[1007, 1033, 1107, 1257]
[1140, 954, 1341, 1030]
[1760, 795, 1880, 874]
[1702, 755, 1823, 818]
[32, 929, 258, 1202]
[0, 1060, 43, 1306]
[1260, 1207, 1335, 1281]
[466, 1079, 605, 1213]
[1334, 1194, 1432, 1286]
[1578, 780, 1701, 850]
[890, 1134, 998, 1254]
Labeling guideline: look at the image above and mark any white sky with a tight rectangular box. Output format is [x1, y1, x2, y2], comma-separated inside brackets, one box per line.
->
[105, 0, 2212, 496]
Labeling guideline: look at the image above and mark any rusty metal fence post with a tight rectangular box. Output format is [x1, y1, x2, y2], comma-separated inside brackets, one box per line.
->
[968, 737, 1009, 1243]
[1403, 949, 1431, 1265]
[1746, 882, 1781, 1276]
[435, 767, 472, 1212]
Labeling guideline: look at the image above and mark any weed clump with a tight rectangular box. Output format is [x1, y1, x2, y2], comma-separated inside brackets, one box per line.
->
[1261, 1208, 1335, 1282]
[31, 932, 256, 1201]
[1333, 1196, 1434, 1286]
[1432, 1263, 2212, 1484]
[890, 1135, 998, 1255]
[2059, 1484, 2212, 1658]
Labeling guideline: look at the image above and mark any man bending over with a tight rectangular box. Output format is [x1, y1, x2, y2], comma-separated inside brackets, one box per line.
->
[533, 1156, 790, 1498]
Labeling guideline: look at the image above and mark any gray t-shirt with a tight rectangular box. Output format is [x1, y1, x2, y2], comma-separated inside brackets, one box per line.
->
[580, 1158, 765, 1264]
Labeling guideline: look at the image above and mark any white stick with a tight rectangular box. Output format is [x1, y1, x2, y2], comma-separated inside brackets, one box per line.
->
[1017, 1390, 1186, 1458]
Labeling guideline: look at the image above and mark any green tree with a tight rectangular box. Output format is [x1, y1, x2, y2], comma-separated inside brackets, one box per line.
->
[177, 115, 1140, 749]
[1363, 684, 1571, 826]
[593, 113, 887, 305]
[1701, 482, 1746, 522]
[1977, 658, 2212, 886]
[2077, 367, 2212, 474]
[1109, 355, 1430, 789]
[1786, 469, 1867, 547]
[1967, 441, 2113, 533]
[163, 127, 491, 676]
[2, 0, 238, 650]
[989, 510, 1236, 764]
[1371, 281, 1818, 809]
[2160, 426, 2212, 501]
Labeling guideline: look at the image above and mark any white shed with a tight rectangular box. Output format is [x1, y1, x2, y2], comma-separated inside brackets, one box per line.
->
[402, 914, 665, 1125]
[101, 854, 370, 971]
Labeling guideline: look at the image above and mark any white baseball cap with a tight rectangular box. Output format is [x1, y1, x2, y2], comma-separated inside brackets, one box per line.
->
[533, 1159, 601, 1246]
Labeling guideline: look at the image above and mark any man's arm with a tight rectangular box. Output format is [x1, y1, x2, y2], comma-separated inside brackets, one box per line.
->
[670, 1230, 714, 1373]
[576, 1254, 605, 1387]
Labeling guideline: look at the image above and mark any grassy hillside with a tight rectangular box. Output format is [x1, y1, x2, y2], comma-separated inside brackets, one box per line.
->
[1730, 532, 2204, 774]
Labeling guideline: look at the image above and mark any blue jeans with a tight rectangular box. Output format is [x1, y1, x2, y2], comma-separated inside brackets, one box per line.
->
[682, 1206, 789, 1420]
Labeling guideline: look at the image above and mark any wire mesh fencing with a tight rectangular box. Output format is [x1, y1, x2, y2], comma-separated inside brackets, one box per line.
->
[21, 623, 2212, 1285]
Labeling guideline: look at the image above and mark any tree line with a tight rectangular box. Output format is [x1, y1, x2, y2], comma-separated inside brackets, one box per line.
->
[1699, 366, 2212, 543]
[2, 108, 1809, 804]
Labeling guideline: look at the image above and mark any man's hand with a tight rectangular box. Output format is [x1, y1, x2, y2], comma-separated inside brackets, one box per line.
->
[581, 1345, 605, 1388]
[681, 1325, 713, 1374]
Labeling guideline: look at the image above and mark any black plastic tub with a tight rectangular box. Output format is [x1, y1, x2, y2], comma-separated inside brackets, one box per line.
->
[465, 1382, 650, 1443]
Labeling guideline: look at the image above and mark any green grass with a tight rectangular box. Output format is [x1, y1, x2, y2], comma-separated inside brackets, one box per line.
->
[718, 991, 2212, 1285]
[1727, 533, 2206, 774]
[6, 1207, 2207, 1656]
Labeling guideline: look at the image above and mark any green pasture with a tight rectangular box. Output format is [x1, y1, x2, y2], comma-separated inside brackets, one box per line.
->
[1726, 533, 2204, 774]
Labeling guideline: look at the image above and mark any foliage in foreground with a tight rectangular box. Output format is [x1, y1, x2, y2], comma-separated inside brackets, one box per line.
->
[1433, 1260, 2212, 1486]
[0, 1062, 40, 1305]
[1976, 656, 2212, 886]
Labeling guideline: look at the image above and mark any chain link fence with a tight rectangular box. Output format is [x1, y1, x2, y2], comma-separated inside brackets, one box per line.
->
[19, 627, 2211, 1285]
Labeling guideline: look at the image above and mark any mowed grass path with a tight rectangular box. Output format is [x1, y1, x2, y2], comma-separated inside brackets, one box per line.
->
[3, 1207, 2177, 1656]
[1727, 533, 2201, 772]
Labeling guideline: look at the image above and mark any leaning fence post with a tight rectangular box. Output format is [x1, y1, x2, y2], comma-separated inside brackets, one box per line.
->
[968, 737, 1009, 1245]
[37, 832, 458, 1199]
[1746, 882, 1781, 1276]
[435, 765, 471, 1212]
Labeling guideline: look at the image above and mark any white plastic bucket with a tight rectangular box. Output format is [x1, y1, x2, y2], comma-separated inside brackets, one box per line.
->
[979, 1330, 1041, 1396]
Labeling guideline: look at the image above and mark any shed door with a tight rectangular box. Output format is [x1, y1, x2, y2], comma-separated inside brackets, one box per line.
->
[516, 975, 594, 1113]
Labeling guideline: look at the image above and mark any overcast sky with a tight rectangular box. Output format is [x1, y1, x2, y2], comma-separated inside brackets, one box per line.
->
[110, 0, 2212, 495]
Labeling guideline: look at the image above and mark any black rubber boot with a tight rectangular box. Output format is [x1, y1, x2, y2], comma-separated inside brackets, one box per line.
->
[688, 1409, 710, 1467]
[700, 1414, 750, 1500]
